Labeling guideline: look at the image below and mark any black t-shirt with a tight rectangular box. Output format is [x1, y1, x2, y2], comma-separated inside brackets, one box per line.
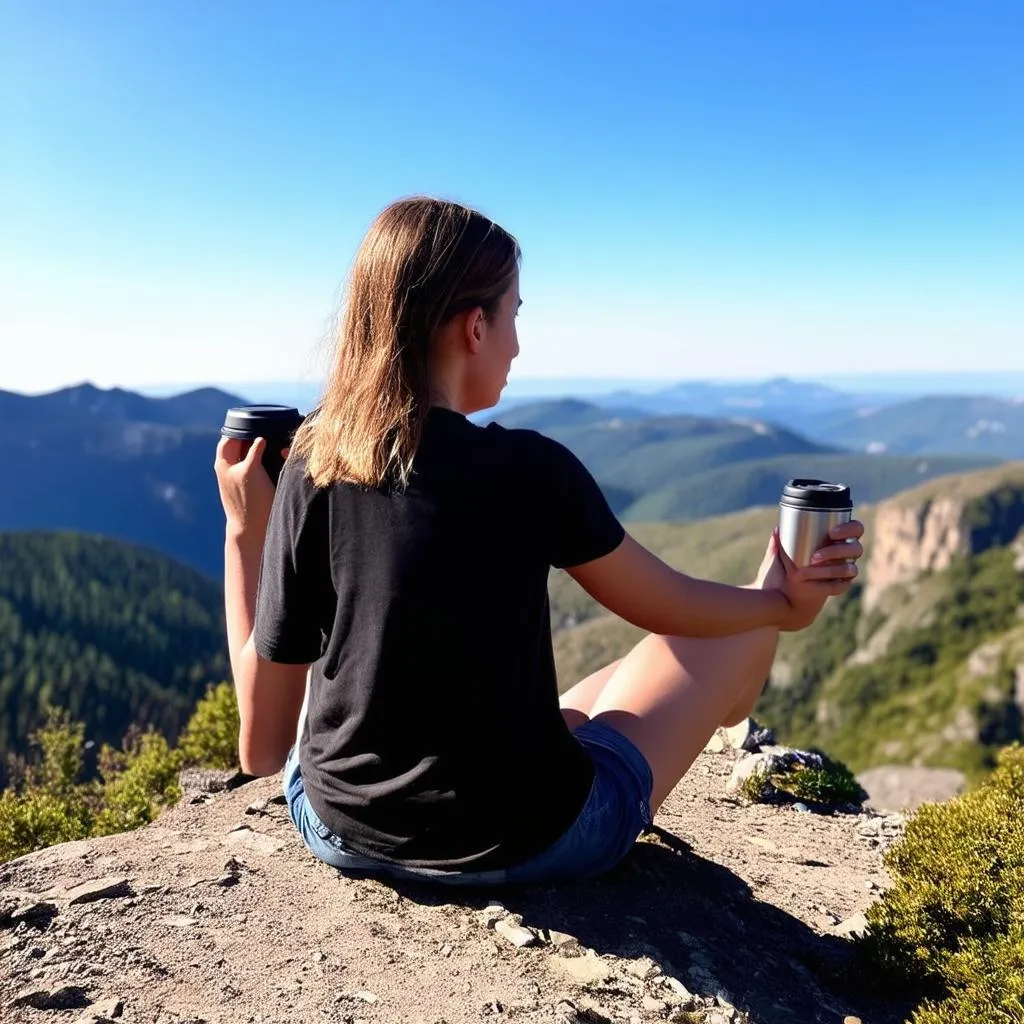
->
[252, 406, 626, 870]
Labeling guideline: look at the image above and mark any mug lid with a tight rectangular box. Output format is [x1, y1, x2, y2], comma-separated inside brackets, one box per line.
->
[221, 405, 304, 439]
[780, 478, 852, 510]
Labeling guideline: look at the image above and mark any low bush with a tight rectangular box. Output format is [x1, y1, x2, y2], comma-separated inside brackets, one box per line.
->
[861, 744, 1024, 1022]
[177, 682, 241, 770]
[738, 749, 866, 809]
[0, 682, 241, 862]
[92, 730, 182, 837]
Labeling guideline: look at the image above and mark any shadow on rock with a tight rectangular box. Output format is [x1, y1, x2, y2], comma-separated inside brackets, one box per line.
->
[389, 826, 915, 1024]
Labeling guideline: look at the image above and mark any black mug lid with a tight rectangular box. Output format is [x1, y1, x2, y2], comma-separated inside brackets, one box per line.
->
[780, 478, 852, 510]
[221, 405, 304, 440]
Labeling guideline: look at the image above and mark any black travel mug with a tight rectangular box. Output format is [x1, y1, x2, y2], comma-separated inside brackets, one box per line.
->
[221, 405, 305, 486]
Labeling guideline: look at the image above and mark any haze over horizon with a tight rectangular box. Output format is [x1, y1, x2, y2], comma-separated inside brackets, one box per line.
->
[3, 2, 1021, 392]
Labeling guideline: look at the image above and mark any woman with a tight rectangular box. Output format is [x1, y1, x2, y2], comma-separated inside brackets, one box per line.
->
[214, 196, 864, 887]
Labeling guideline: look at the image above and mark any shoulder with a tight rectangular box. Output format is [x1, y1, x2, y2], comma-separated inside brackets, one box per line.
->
[274, 455, 329, 522]
[479, 422, 571, 466]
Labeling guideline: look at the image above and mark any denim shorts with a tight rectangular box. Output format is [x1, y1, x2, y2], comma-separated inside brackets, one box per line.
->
[282, 720, 654, 887]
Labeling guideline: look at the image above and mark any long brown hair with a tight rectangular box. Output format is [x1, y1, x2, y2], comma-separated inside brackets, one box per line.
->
[291, 197, 520, 489]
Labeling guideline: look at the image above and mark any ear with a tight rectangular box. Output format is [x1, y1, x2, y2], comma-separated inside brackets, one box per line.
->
[463, 306, 486, 355]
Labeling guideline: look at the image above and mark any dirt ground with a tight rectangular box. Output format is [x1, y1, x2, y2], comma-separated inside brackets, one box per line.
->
[2, 748, 916, 1024]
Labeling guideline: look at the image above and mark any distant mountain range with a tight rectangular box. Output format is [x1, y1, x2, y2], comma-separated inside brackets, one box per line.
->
[529, 381, 1024, 460]
[491, 398, 998, 520]
[219, 375, 1024, 459]
[1, 382, 245, 578]
[0, 380, 1009, 577]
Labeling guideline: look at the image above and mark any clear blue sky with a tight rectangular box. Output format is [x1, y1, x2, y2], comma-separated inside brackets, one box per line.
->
[2, 1, 1021, 393]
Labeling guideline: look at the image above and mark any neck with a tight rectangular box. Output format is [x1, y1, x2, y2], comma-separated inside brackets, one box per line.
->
[427, 359, 469, 414]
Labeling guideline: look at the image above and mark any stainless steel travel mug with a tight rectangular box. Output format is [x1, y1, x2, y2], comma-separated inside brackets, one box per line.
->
[778, 479, 854, 567]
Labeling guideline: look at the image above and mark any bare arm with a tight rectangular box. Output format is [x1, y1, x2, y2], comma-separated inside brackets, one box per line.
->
[567, 533, 788, 637]
[217, 436, 309, 778]
[224, 528, 309, 776]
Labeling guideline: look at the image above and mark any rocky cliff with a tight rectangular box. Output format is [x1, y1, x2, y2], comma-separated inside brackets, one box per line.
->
[1, 750, 912, 1024]
[863, 462, 1024, 609]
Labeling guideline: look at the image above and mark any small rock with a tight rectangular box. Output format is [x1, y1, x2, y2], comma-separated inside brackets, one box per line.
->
[834, 912, 870, 939]
[494, 918, 537, 948]
[744, 835, 778, 853]
[553, 1000, 588, 1023]
[223, 827, 285, 856]
[641, 995, 666, 1012]
[245, 799, 270, 815]
[706, 1014, 730, 1024]
[662, 976, 693, 998]
[9, 984, 91, 1010]
[547, 929, 579, 952]
[160, 915, 199, 928]
[75, 997, 125, 1023]
[214, 857, 244, 887]
[336, 990, 378, 1004]
[704, 731, 726, 753]
[2, 899, 60, 928]
[555, 953, 615, 987]
[844, 1018, 863, 1024]
[792, 802, 810, 813]
[479, 902, 507, 928]
[725, 752, 772, 796]
[623, 955, 658, 980]
[723, 718, 754, 750]
[64, 878, 134, 906]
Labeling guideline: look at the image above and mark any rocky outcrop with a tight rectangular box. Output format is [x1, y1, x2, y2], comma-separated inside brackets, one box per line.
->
[856, 766, 967, 813]
[1, 751, 913, 1024]
[863, 464, 1024, 609]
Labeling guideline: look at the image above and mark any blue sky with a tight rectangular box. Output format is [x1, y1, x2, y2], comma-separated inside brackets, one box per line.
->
[2, 1, 1021, 393]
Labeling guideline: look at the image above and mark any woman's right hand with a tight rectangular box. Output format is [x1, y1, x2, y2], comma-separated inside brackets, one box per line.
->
[214, 436, 283, 540]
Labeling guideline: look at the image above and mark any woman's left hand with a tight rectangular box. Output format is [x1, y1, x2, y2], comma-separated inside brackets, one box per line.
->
[214, 437, 286, 539]
[756, 519, 867, 594]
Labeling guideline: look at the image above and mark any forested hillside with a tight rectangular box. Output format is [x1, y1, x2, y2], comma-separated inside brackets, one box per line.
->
[0, 532, 228, 783]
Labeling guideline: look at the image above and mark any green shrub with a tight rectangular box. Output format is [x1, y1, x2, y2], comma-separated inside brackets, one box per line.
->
[0, 709, 93, 861]
[771, 759, 866, 806]
[738, 751, 866, 809]
[0, 684, 246, 862]
[92, 730, 183, 837]
[910, 923, 1024, 1024]
[0, 788, 92, 863]
[738, 766, 772, 803]
[862, 745, 1024, 1020]
[177, 681, 240, 770]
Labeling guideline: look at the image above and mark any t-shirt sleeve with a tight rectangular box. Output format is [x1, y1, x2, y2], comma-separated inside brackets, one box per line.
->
[541, 436, 626, 569]
[252, 461, 327, 664]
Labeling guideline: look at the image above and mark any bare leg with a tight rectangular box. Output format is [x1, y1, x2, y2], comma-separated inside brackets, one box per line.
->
[720, 665, 772, 727]
[558, 544, 781, 810]
[582, 626, 778, 812]
[559, 659, 623, 730]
